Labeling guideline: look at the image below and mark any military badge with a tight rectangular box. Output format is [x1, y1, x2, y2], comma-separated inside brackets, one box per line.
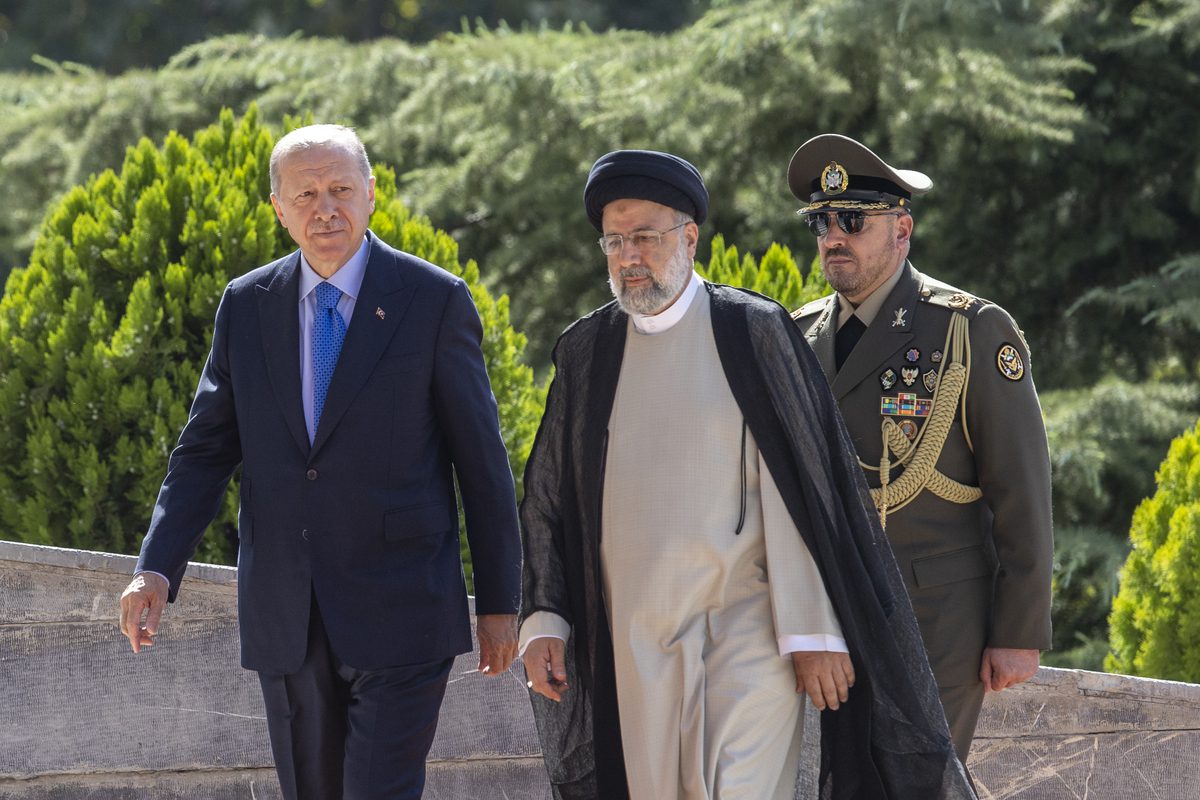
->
[820, 161, 849, 195]
[904, 347, 920, 363]
[923, 369, 938, 392]
[880, 368, 898, 390]
[931, 349, 943, 364]
[892, 307, 908, 327]
[898, 419, 919, 441]
[997, 343, 1025, 381]
[901, 366, 919, 386]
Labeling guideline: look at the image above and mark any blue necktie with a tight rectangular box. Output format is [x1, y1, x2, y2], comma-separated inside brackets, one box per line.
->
[312, 282, 347, 431]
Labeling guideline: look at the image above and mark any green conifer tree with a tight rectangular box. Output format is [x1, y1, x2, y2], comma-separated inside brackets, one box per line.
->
[0, 107, 544, 575]
[698, 235, 829, 311]
[1107, 419, 1200, 680]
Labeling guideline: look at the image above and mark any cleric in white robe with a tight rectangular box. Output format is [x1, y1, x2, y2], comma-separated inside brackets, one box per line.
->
[518, 150, 975, 800]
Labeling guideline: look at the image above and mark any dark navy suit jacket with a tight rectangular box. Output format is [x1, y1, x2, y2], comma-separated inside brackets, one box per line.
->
[137, 232, 522, 674]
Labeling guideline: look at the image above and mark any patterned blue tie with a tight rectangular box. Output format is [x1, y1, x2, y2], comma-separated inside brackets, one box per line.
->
[312, 281, 347, 432]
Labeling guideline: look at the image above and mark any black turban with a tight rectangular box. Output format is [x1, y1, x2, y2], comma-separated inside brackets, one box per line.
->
[583, 149, 709, 232]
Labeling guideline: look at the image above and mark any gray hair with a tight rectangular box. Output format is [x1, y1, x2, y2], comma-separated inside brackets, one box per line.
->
[269, 124, 372, 196]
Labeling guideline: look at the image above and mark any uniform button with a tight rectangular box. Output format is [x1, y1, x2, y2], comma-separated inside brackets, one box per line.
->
[306, 468, 318, 481]
[301, 529, 310, 541]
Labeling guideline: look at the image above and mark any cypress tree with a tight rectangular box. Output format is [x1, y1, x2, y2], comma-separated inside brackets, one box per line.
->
[0, 107, 544, 575]
[699, 234, 828, 311]
[1107, 419, 1200, 680]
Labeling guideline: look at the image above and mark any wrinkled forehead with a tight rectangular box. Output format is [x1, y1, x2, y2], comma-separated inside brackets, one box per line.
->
[276, 144, 365, 183]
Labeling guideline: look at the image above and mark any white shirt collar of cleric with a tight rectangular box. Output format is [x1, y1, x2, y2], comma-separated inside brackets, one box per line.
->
[298, 236, 370, 304]
[630, 271, 703, 335]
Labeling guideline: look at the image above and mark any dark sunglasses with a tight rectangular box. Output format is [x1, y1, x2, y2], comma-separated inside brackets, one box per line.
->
[803, 210, 902, 237]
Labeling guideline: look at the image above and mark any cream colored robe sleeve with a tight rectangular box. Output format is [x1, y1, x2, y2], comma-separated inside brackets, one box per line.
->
[760, 452, 848, 655]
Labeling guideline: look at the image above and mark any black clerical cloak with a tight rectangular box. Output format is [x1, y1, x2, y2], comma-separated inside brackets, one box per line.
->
[520, 283, 976, 800]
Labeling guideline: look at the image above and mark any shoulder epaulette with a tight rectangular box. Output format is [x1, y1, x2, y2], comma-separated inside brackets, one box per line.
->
[917, 279, 992, 319]
[791, 294, 833, 321]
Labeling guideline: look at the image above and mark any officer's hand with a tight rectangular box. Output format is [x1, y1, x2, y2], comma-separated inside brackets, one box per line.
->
[522, 637, 568, 702]
[476, 614, 518, 677]
[119, 572, 169, 654]
[980, 647, 1039, 692]
[791, 650, 855, 711]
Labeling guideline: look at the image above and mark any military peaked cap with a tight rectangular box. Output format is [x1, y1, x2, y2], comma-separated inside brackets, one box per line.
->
[787, 133, 932, 213]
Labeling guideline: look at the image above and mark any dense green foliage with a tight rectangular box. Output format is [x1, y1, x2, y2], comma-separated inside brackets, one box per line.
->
[0, 0, 708, 73]
[1107, 419, 1200, 680]
[3, 0, 1199, 384]
[699, 236, 828, 310]
[0, 108, 544, 576]
[1040, 378, 1200, 668]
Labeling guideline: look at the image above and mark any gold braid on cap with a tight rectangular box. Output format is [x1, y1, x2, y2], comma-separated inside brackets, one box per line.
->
[799, 199, 895, 213]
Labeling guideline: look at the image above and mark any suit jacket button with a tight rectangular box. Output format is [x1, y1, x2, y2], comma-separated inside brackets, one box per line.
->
[306, 468, 318, 481]
[301, 529, 310, 541]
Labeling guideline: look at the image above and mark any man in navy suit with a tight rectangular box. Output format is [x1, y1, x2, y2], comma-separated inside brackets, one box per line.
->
[119, 124, 522, 800]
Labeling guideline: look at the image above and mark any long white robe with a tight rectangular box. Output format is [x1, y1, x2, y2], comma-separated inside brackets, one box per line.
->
[598, 286, 842, 799]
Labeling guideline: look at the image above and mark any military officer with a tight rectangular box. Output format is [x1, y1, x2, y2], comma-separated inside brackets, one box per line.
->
[788, 133, 1053, 762]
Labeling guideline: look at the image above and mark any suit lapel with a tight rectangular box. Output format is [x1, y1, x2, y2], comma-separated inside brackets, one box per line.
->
[310, 236, 413, 456]
[829, 263, 920, 400]
[803, 295, 838, 380]
[256, 254, 309, 456]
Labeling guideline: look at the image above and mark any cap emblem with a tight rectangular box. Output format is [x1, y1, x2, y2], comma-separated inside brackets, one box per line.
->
[820, 161, 849, 195]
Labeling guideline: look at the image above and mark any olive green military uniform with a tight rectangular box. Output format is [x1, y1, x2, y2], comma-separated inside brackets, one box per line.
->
[793, 261, 1053, 758]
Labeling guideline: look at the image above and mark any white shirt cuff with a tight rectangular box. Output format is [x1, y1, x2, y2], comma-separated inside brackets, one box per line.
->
[518, 610, 571, 657]
[135, 570, 171, 588]
[778, 634, 850, 657]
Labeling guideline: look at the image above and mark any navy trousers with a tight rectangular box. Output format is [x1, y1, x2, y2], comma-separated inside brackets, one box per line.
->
[258, 596, 453, 800]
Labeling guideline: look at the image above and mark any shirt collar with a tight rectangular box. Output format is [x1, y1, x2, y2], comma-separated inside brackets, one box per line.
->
[630, 271, 703, 335]
[837, 262, 905, 329]
[299, 237, 370, 303]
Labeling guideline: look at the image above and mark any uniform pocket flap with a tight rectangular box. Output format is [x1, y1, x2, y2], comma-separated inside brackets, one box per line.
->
[384, 502, 452, 542]
[911, 546, 992, 589]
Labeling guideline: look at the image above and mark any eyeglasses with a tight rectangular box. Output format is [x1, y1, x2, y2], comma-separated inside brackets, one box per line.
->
[597, 222, 687, 255]
[803, 210, 902, 237]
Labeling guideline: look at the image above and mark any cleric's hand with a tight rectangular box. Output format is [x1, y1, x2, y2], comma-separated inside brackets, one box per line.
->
[980, 647, 1039, 692]
[119, 572, 169, 653]
[522, 637, 568, 702]
[476, 614, 518, 677]
[791, 650, 855, 711]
